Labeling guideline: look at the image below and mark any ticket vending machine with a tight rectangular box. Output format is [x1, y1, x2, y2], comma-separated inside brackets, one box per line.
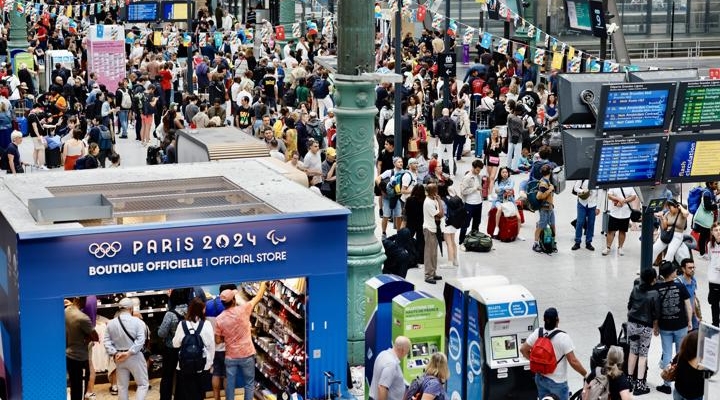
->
[443, 276, 510, 400]
[364, 275, 414, 392]
[392, 291, 446, 382]
[468, 285, 539, 400]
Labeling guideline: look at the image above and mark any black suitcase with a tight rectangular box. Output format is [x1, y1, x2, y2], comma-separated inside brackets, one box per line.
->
[45, 147, 61, 168]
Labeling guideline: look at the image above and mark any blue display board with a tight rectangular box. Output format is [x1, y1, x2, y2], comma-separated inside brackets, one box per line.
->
[126, 2, 159, 22]
[673, 80, 720, 132]
[467, 298, 484, 400]
[590, 135, 667, 188]
[161, 1, 194, 22]
[596, 82, 676, 135]
[446, 287, 465, 400]
[7, 212, 348, 400]
[663, 133, 720, 183]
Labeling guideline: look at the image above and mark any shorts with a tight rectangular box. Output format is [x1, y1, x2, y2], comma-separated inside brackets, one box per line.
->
[212, 350, 226, 377]
[537, 208, 555, 228]
[627, 321, 653, 357]
[608, 215, 630, 233]
[382, 196, 402, 218]
[141, 114, 154, 125]
[32, 136, 45, 150]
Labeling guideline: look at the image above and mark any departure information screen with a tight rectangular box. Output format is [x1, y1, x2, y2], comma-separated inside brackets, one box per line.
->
[590, 135, 666, 188]
[664, 133, 720, 183]
[126, 2, 159, 22]
[597, 82, 676, 135]
[673, 80, 720, 132]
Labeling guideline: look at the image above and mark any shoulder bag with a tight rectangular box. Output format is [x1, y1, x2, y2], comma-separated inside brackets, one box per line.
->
[660, 213, 680, 244]
[620, 188, 642, 222]
[660, 355, 678, 381]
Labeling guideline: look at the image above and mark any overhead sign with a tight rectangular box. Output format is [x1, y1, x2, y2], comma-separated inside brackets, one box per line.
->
[440, 52, 457, 79]
[589, 0, 607, 38]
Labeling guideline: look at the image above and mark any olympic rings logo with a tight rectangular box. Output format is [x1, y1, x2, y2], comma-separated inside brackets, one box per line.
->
[88, 242, 122, 258]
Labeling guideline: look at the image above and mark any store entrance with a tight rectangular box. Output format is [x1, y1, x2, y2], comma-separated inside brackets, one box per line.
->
[63, 278, 307, 400]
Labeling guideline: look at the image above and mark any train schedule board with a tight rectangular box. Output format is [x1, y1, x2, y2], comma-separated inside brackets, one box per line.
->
[596, 82, 676, 136]
[673, 80, 720, 132]
[590, 135, 667, 188]
[125, 2, 159, 23]
[161, 1, 194, 22]
[663, 133, 720, 183]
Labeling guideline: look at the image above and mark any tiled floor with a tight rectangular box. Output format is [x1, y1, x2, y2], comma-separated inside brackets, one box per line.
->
[30, 135, 718, 399]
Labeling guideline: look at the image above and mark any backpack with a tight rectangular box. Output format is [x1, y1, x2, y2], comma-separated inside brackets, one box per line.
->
[436, 118, 455, 144]
[120, 89, 132, 109]
[526, 179, 542, 211]
[445, 195, 468, 229]
[540, 225, 555, 254]
[178, 320, 206, 374]
[386, 170, 409, 197]
[529, 328, 565, 374]
[74, 156, 87, 170]
[403, 375, 435, 400]
[308, 123, 324, 147]
[471, 77, 485, 94]
[688, 186, 707, 214]
[312, 79, 329, 98]
[98, 125, 113, 150]
[582, 374, 610, 400]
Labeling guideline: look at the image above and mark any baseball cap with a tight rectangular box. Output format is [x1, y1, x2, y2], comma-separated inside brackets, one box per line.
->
[220, 289, 235, 302]
[543, 307, 559, 320]
[325, 147, 336, 157]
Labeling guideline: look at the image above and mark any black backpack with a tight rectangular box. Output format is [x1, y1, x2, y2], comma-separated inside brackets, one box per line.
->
[445, 195, 468, 229]
[178, 320, 206, 374]
[436, 118, 455, 144]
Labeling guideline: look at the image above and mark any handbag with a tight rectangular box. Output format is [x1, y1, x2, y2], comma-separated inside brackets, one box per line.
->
[501, 201, 518, 217]
[408, 137, 419, 152]
[660, 361, 677, 382]
[660, 213, 680, 244]
[488, 156, 500, 164]
[620, 188, 642, 222]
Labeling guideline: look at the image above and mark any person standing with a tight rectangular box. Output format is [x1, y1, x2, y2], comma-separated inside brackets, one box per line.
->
[672, 330, 706, 400]
[65, 297, 98, 400]
[214, 282, 268, 400]
[506, 104, 528, 173]
[172, 297, 215, 400]
[423, 183, 444, 284]
[602, 187, 638, 256]
[103, 298, 150, 400]
[4, 131, 27, 174]
[571, 179, 599, 251]
[655, 261, 693, 395]
[459, 160, 485, 245]
[707, 222, 720, 327]
[533, 164, 556, 253]
[676, 259, 700, 330]
[520, 308, 587, 400]
[157, 289, 189, 400]
[433, 108, 457, 175]
[626, 268, 660, 395]
[369, 336, 411, 400]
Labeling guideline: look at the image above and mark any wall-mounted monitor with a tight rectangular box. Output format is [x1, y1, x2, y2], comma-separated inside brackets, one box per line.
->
[562, 129, 597, 180]
[556, 73, 626, 125]
[490, 335, 518, 360]
[590, 135, 667, 188]
[126, 1, 159, 23]
[672, 80, 720, 132]
[596, 82, 677, 136]
[663, 133, 720, 183]
[161, 1, 194, 22]
[627, 69, 699, 84]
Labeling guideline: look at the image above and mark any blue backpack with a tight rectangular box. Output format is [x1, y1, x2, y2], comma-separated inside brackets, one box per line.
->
[98, 125, 113, 151]
[688, 186, 708, 214]
[386, 170, 409, 197]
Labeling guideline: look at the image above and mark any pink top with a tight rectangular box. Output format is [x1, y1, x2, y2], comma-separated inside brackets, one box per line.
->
[215, 302, 255, 359]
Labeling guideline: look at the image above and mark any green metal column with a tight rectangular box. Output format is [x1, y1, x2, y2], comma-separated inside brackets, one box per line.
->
[8, 9, 28, 53]
[335, 1, 385, 364]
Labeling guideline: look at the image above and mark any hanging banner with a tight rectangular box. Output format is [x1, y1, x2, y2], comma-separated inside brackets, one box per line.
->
[567, 56, 581, 73]
[586, 58, 601, 73]
[551, 52, 563, 70]
[481, 32, 492, 49]
[417, 5, 426, 21]
[497, 38, 508, 55]
[533, 49, 545, 65]
[275, 26, 285, 41]
[513, 46, 525, 62]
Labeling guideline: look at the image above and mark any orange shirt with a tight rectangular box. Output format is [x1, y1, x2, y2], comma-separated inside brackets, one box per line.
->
[215, 302, 255, 359]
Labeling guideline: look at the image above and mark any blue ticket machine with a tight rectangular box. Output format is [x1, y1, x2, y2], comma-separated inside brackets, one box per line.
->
[443, 276, 510, 400]
[364, 274, 414, 393]
[467, 285, 539, 400]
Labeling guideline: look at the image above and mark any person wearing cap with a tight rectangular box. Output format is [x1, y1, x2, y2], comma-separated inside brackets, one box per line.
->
[520, 308, 587, 400]
[320, 147, 338, 200]
[655, 261, 693, 394]
[651, 198, 689, 264]
[215, 282, 268, 400]
[65, 296, 98, 400]
[103, 297, 150, 400]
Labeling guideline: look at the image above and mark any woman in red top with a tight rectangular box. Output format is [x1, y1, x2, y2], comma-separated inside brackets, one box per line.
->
[158, 62, 174, 109]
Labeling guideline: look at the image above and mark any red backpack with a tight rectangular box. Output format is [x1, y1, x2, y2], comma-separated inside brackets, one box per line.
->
[471, 78, 485, 94]
[529, 328, 565, 374]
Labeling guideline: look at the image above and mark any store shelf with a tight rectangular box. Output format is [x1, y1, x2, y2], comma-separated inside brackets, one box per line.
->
[125, 290, 168, 297]
[268, 311, 304, 343]
[266, 292, 302, 320]
[255, 362, 285, 390]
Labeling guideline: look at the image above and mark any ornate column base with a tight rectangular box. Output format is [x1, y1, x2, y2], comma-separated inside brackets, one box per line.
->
[334, 75, 385, 364]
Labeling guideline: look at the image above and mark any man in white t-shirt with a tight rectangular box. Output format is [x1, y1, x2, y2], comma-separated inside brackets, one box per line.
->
[423, 183, 444, 284]
[520, 308, 587, 400]
[602, 187, 638, 256]
[303, 139, 323, 188]
[400, 158, 418, 204]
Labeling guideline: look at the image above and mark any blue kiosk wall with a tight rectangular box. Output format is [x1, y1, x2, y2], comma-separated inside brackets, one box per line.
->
[0, 211, 349, 400]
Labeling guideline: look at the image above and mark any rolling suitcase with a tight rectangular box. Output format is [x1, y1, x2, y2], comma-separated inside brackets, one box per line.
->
[486, 207, 519, 242]
[474, 129, 491, 158]
[481, 176, 489, 199]
[16, 116, 28, 136]
[44, 147, 61, 168]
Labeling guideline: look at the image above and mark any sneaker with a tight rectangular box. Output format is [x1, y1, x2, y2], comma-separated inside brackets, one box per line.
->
[655, 385, 671, 394]
[459, 244, 466, 252]
[424, 277, 437, 284]
[433, 275, 443, 281]
[452, 260, 459, 267]
[618, 247, 625, 256]
[110, 386, 118, 395]
[633, 382, 650, 396]
[85, 393, 96, 400]
[602, 247, 611, 256]
[586, 243, 595, 251]
[532, 243, 543, 253]
[571, 242, 581, 251]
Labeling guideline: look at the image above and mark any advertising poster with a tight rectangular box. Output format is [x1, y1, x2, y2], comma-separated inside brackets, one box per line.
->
[88, 41, 126, 92]
[13, 52, 34, 76]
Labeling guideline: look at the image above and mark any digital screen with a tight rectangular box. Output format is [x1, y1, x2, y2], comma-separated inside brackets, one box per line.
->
[590, 135, 666, 188]
[597, 82, 676, 135]
[673, 80, 720, 132]
[161, 1, 192, 21]
[411, 343, 430, 358]
[491, 335, 518, 360]
[566, 0, 592, 32]
[663, 133, 720, 183]
[126, 2, 159, 22]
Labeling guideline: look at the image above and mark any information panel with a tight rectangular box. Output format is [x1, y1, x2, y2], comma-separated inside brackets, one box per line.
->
[590, 135, 666, 188]
[596, 82, 676, 136]
[126, 2, 159, 22]
[673, 80, 720, 132]
[161, 1, 193, 21]
[663, 133, 720, 183]
[566, 0, 592, 32]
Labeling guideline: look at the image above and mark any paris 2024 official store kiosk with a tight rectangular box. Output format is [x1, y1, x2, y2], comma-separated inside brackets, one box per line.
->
[0, 160, 350, 400]
[468, 285, 538, 400]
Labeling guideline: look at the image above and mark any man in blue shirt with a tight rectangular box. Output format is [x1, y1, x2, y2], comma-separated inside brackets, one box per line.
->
[677, 258, 699, 330]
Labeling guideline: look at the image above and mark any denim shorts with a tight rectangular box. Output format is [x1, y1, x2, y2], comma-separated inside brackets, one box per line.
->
[382, 196, 403, 218]
[537, 208, 555, 228]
